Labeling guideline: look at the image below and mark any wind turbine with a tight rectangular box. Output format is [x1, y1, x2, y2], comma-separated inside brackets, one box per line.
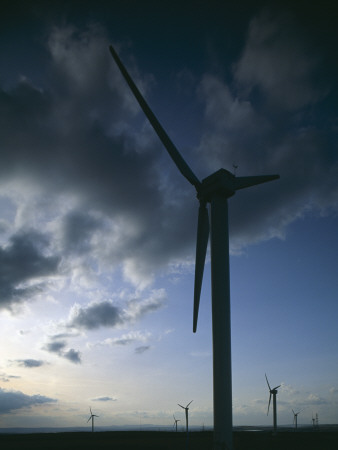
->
[178, 400, 193, 434]
[173, 414, 180, 432]
[292, 409, 301, 430]
[109, 45, 279, 450]
[265, 374, 281, 434]
[87, 407, 99, 432]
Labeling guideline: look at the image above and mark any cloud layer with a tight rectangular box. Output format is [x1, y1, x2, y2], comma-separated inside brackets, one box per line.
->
[1, 15, 336, 317]
[0, 388, 56, 414]
[0, 9, 336, 385]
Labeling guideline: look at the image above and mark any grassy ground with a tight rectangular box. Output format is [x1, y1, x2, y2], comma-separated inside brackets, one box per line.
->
[0, 430, 338, 449]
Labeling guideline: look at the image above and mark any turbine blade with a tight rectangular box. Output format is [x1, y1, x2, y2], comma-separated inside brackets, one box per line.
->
[267, 393, 272, 415]
[234, 175, 279, 191]
[178, 404, 184, 409]
[273, 385, 281, 390]
[193, 203, 209, 333]
[187, 400, 193, 408]
[265, 373, 271, 391]
[109, 45, 201, 190]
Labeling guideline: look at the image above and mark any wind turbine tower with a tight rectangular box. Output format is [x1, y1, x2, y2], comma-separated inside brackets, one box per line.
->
[109, 45, 279, 450]
[292, 409, 301, 430]
[265, 374, 281, 434]
[173, 415, 180, 432]
[178, 401, 193, 435]
[87, 407, 99, 432]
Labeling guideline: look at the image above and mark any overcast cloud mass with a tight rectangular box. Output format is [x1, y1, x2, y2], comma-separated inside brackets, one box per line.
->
[0, 10, 336, 314]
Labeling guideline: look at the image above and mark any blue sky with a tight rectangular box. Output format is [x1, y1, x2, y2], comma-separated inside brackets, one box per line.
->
[0, 0, 337, 430]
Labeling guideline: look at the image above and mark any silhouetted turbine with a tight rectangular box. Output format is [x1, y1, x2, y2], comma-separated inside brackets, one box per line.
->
[109, 45, 279, 450]
[173, 414, 180, 432]
[178, 401, 193, 435]
[87, 407, 99, 432]
[292, 409, 301, 430]
[265, 374, 281, 434]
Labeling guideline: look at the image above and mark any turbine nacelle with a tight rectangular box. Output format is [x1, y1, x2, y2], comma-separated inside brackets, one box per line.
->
[270, 387, 280, 394]
[198, 168, 279, 204]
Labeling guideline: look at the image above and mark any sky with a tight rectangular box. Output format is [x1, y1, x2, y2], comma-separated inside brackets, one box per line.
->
[0, 0, 337, 430]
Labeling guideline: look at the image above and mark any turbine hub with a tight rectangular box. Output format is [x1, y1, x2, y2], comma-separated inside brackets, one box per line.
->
[198, 168, 236, 202]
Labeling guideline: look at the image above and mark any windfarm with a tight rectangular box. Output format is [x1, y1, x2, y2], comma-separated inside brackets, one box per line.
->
[0, 3, 337, 450]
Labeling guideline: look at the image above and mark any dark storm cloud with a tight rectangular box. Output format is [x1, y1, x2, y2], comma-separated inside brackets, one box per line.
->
[0, 231, 60, 310]
[15, 359, 45, 368]
[0, 388, 57, 414]
[0, 8, 336, 298]
[196, 10, 337, 251]
[61, 210, 103, 255]
[234, 9, 325, 110]
[0, 24, 197, 289]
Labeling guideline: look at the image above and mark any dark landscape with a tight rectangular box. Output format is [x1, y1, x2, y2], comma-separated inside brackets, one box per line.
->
[1, 428, 338, 450]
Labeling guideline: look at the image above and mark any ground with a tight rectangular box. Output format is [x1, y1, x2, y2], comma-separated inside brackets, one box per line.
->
[0, 430, 338, 449]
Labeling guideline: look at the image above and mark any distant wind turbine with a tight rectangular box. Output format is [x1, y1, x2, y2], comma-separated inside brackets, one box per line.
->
[173, 414, 180, 432]
[265, 374, 281, 434]
[109, 45, 279, 450]
[87, 407, 99, 432]
[292, 409, 301, 430]
[178, 400, 193, 435]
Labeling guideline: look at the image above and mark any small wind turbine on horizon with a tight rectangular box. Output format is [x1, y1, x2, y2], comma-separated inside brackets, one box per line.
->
[178, 400, 193, 435]
[292, 409, 301, 430]
[173, 414, 180, 432]
[265, 374, 281, 434]
[87, 407, 99, 432]
[109, 44, 279, 450]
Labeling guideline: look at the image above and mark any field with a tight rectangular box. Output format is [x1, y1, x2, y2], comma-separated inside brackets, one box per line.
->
[1, 430, 338, 449]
